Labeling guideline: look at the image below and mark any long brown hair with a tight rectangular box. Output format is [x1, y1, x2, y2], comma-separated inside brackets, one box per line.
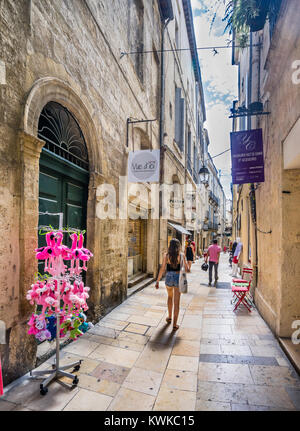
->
[168, 238, 181, 268]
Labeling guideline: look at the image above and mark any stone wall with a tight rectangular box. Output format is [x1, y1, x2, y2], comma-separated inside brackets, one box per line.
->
[256, 1, 300, 336]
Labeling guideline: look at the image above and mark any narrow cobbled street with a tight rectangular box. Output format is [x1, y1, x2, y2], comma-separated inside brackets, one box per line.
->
[1, 253, 299, 411]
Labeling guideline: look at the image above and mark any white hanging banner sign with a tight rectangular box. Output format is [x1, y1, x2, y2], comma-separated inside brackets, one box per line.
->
[128, 150, 160, 183]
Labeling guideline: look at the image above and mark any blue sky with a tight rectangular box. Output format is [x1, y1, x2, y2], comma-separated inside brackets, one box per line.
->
[191, 0, 238, 199]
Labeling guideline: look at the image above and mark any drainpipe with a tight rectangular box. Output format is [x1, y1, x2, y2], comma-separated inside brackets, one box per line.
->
[157, 15, 172, 277]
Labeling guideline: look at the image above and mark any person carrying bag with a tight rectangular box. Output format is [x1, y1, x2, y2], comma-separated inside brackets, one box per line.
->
[155, 239, 188, 330]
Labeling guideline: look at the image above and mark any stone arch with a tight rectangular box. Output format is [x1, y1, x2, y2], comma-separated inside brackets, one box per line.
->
[22, 77, 102, 172]
[19, 77, 104, 322]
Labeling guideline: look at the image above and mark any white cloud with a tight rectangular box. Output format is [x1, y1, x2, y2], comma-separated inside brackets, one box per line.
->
[192, 0, 238, 198]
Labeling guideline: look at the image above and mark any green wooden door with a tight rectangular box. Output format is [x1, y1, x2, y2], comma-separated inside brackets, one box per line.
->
[38, 149, 89, 272]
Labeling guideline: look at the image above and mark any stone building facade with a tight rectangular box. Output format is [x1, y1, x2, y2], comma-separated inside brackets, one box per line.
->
[158, 0, 207, 258]
[231, 0, 300, 349]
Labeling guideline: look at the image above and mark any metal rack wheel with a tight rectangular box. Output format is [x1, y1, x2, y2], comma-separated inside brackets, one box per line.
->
[40, 385, 48, 396]
[72, 376, 79, 386]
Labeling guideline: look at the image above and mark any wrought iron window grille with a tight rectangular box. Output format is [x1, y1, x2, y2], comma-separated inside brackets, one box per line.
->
[38, 102, 89, 170]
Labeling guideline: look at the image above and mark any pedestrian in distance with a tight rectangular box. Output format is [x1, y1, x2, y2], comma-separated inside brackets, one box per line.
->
[232, 237, 242, 277]
[185, 239, 195, 272]
[155, 238, 188, 331]
[205, 239, 221, 286]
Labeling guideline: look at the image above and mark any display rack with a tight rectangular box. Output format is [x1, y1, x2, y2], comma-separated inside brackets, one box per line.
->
[28, 224, 92, 396]
[29, 275, 82, 396]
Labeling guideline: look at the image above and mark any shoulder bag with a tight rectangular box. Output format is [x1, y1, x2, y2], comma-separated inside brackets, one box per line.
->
[179, 252, 188, 293]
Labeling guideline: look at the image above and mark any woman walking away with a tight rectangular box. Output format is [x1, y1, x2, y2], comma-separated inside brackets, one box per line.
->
[155, 239, 188, 331]
[185, 239, 195, 272]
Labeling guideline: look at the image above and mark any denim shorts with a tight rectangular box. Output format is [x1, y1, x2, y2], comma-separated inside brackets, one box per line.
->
[165, 271, 180, 287]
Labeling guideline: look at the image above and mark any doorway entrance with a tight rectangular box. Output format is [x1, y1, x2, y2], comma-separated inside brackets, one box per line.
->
[128, 219, 147, 280]
[37, 101, 89, 267]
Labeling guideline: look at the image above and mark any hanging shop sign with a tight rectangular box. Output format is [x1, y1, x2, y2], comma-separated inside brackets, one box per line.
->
[128, 150, 160, 183]
[230, 129, 265, 184]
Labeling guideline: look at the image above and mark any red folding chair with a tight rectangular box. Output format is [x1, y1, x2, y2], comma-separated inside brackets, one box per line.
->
[231, 268, 254, 312]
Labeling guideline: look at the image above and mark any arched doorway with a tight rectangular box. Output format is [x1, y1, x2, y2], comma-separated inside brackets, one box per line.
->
[37, 101, 89, 265]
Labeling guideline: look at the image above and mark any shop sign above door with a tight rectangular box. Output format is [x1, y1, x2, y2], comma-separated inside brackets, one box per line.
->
[231, 129, 265, 184]
[128, 150, 160, 183]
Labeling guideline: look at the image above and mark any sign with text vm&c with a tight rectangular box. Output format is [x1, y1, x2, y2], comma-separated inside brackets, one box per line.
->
[231, 129, 265, 184]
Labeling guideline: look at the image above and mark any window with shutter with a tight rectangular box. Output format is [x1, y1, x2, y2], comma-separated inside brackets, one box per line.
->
[175, 86, 181, 145]
[179, 97, 185, 151]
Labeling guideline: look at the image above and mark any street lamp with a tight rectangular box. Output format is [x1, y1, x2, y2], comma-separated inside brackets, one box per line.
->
[199, 165, 210, 184]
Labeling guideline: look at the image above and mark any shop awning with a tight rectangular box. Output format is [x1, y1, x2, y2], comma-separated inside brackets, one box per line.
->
[168, 222, 192, 236]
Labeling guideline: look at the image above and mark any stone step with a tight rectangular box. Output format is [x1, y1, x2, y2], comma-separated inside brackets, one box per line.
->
[127, 277, 155, 297]
[128, 272, 148, 288]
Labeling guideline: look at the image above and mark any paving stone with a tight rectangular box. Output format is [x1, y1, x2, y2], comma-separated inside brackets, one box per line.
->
[199, 354, 230, 364]
[249, 365, 300, 387]
[108, 388, 155, 411]
[198, 362, 253, 384]
[102, 311, 131, 321]
[276, 357, 290, 367]
[161, 369, 197, 392]
[176, 327, 202, 341]
[250, 345, 283, 357]
[285, 387, 300, 410]
[226, 355, 279, 366]
[101, 319, 130, 331]
[134, 342, 172, 373]
[195, 399, 231, 411]
[76, 373, 120, 397]
[0, 400, 17, 411]
[154, 386, 196, 411]
[149, 322, 178, 345]
[122, 367, 163, 396]
[1, 378, 44, 405]
[181, 315, 202, 329]
[124, 323, 150, 334]
[89, 344, 140, 368]
[117, 331, 149, 345]
[197, 381, 249, 404]
[220, 344, 252, 356]
[63, 388, 112, 411]
[25, 382, 80, 411]
[200, 337, 220, 345]
[89, 325, 120, 339]
[200, 344, 222, 354]
[91, 361, 131, 385]
[172, 339, 200, 357]
[63, 338, 99, 357]
[231, 403, 290, 411]
[167, 355, 199, 373]
[245, 385, 296, 409]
